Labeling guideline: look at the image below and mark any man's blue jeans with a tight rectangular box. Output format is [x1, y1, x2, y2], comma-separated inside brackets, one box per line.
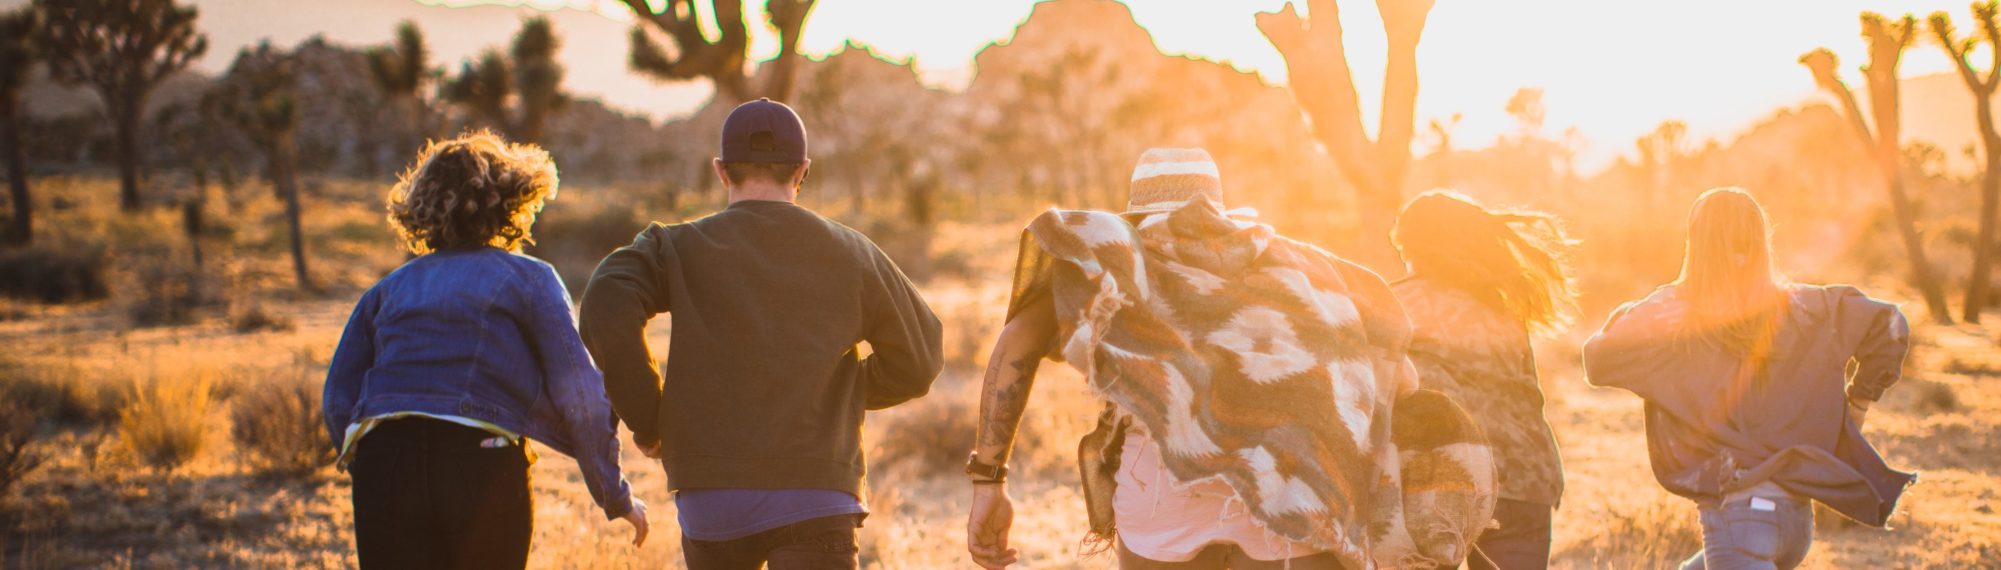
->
[1677, 485, 1815, 570]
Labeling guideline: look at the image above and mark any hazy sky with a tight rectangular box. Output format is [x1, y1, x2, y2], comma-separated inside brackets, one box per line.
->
[1, 0, 1981, 168]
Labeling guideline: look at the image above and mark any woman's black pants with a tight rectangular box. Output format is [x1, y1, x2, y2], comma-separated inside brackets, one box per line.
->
[349, 417, 533, 569]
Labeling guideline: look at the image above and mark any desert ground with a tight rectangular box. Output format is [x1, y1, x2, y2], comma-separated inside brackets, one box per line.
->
[1, 176, 1998, 569]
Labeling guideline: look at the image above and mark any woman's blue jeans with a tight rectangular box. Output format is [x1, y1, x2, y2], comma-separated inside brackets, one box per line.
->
[1677, 487, 1815, 570]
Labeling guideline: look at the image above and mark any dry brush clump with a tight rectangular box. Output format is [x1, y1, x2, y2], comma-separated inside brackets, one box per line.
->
[1554, 498, 1703, 568]
[229, 376, 331, 475]
[0, 399, 48, 498]
[119, 370, 216, 471]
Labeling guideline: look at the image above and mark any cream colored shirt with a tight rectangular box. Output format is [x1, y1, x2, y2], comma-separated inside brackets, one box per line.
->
[1114, 423, 1326, 562]
[335, 412, 529, 469]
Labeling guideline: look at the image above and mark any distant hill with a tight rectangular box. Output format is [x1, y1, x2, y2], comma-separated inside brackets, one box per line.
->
[1900, 71, 1996, 172]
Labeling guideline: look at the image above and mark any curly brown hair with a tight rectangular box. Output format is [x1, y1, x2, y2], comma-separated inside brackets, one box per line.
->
[387, 130, 559, 255]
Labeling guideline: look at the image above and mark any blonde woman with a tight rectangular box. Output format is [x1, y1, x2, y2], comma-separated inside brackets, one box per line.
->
[1584, 188, 1914, 570]
[323, 131, 647, 568]
[1390, 191, 1574, 569]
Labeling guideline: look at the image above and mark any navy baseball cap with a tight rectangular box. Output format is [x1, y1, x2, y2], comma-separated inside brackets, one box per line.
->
[720, 98, 808, 163]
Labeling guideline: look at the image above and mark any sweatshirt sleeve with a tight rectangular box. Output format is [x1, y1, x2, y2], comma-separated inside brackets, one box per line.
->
[579, 225, 673, 448]
[1582, 292, 1684, 400]
[322, 287, 378, 452]
[521, 262, 634, 520]
[857, 244, 945, 410]
[1834, 286, 1911, 403]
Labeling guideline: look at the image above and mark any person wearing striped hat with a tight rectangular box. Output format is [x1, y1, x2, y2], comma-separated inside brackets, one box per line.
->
[965, 148, 1494, 569]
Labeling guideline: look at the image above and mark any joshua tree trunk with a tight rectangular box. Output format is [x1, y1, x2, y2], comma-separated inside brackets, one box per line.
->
[1258, 0, 1435, 274]
[1968, 99, 2001, 321]
[113, 99, 142, 211]
[2, 102, 28, 244]
[270, 134, 312, 291]
[1803, 27, 1953, 323]
[1933, 6, 2001, 322]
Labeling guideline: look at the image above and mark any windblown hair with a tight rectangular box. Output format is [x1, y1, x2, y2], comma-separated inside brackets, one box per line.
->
[1393, 190, 1579, 336]
[387, 130, 559, 255]
[1675, 187, 1789, 353]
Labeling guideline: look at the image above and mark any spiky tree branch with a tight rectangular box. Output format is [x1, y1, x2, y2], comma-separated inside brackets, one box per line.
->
[1930, 2, 2001, 322]
[443, 17, 564, 144]
[368, 20, 433, 159]
[1800, 13, 1953, 323]
[35, 0, 207, 212]
[621, 0, 817, 103]
[1257, 0, 1435, 273]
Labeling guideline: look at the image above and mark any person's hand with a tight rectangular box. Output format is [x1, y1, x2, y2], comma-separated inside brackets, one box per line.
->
[1849, 398, 1871, 427]
[622, 497, 650, 547]
[967, 482, 1018, 569]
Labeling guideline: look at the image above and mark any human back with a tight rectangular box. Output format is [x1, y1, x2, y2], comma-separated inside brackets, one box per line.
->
[641, 201, 918, 467]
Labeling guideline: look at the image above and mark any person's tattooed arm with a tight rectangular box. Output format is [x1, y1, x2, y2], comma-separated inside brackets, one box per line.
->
[974, 294, 1058, 465]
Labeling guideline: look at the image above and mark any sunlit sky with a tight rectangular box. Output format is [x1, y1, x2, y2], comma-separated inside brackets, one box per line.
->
[2, 0, 1984, 169]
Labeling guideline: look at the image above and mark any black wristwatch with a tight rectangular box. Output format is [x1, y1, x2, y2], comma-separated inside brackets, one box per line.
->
[966, 452, 1008, 484]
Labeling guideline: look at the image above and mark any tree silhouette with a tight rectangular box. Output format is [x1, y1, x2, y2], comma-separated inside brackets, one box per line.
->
[368, 20, 434, 160]
[1635, 119, 1687, 205]
[1258, 0, 1435, 273]
[35, 0, 207, 212]
[208, 43, 311, 291]
[1801, 13, 1953, 323]
[1930, 2, 2001, 322]
[0, 8, 36, 245]
[1505, 87, 1545, 139]
[620, 0, 818, 103]
[443, 17, 565, 145]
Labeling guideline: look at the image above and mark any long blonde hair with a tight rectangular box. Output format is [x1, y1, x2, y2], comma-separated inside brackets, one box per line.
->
[1392, 190, 1579, 336]
[1675, 188, 1789, 352]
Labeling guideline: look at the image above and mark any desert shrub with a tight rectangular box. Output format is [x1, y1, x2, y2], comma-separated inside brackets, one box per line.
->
[870, 393, 980, 478]
[1554, 498, 1702, 568]
[526, 203, 648, 293]
[230, 377, 331, 475]
[128, 252, 207, 327]
[0, 245, 109, 304]
[120, 372, 216, 470]
[0, 399, 48, 497]
[230, 301, 295, 333]
[0, 359, 126, 428]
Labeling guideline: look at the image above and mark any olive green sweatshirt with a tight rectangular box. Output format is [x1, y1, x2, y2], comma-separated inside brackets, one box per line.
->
[578, 199, 943, 496]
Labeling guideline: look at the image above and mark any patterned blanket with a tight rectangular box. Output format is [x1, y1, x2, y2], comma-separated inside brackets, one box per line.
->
[1011, 201, 1494, 568]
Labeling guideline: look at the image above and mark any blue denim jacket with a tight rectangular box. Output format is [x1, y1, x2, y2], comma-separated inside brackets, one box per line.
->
[323, 247, 634, 520]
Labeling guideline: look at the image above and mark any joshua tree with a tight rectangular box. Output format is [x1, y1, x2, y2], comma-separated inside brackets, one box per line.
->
[1, 8, 36, 244]
[210, 43, 311, 291]
[1931, 2, 2001, 322]
[444, 17, 565, 145]
[1258, 0, 1436, 273]
[368, 20, 434, 160]
[1505, 87, 1545, 140]
[35, 0, 207, 212]
[1801, 13, 1953, 323]
[621, 0, 818, 103]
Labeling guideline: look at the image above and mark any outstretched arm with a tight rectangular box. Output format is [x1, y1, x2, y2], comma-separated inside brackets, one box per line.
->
[967, 293, 1056, 570]
[973, 293, 1058, 465]
[579, 226, 673, 449]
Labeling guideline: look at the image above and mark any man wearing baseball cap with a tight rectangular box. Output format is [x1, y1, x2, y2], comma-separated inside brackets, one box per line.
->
[579, 98, 943, 569]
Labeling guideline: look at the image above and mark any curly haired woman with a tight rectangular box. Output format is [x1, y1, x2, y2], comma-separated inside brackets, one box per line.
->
[323, 131, 648, 568]
[1390, 191, 1576, 569]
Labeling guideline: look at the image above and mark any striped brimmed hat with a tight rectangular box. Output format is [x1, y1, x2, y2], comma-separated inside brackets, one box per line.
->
[1126, 147, 1223, 216]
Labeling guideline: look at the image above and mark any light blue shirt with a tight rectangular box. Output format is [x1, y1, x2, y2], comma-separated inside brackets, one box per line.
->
[675, 488, 866, 541]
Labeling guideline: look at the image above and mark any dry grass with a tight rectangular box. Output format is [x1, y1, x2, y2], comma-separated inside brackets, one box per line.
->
[3, 176, 2000, 568]
[231, 377, 333, 476]
[119, 369, 217, 471]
